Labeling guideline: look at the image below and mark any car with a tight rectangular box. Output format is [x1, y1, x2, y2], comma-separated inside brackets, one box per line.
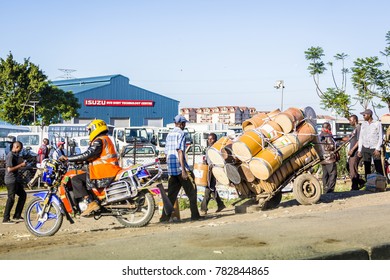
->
[0, 136, 13, 165]
[119, 144, 159, 168]
[71, 136, 90, 154]
[185, 144, 205, 168]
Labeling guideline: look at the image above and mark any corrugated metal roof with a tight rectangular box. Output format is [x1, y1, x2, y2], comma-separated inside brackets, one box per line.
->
[49, 74, 179, 126]
[52, 74, 122, 94]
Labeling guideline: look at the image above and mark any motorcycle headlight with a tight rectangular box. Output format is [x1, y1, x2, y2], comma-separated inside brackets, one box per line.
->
[42, 166, 55, 185]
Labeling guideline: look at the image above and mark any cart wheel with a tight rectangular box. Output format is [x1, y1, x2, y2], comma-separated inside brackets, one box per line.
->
[293, 173, 321, 205]
[261, 191, 282, 210]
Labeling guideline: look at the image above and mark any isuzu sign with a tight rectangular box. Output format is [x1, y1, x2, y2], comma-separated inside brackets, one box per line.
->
[84, 99, 154, 107]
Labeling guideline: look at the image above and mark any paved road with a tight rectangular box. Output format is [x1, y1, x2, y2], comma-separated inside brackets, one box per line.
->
[1, 190, 390, 260]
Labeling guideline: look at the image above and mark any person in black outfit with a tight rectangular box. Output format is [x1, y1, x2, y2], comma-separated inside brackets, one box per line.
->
[200, 133, 226, 214]
[319, 122, 338, 193]
[2, 141, 27, 224]
[344, 115, 365, 190]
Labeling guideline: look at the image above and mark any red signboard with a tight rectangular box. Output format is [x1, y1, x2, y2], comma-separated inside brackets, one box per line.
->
[84, 99, 154, 107]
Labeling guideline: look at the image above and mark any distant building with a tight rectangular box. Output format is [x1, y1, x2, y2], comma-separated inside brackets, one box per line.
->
[181, 106, 257, 125]
[52, 74, 179, 127]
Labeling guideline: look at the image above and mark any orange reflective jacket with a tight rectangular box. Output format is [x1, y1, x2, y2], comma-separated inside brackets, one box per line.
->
[89, 135, 121, 180]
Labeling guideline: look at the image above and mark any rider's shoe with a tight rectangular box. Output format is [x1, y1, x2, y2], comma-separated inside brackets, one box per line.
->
[81, 201, 100, 217]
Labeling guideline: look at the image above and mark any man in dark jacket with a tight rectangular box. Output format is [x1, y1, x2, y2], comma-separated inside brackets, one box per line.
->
[319, 122, 338, 193]
[345, 115, 365, 190]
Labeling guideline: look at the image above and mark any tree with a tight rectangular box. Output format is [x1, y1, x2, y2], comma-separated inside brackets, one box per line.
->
[304, 46, 327, 98]
[0, 52, 80, 126]
[380, 30, 390, 68]
[304, 47, 351, 118]
[351, 56, 384, 113]
[377, 69, 390, 110]
[378, 31, 390, 111]
[305, 31, 390, 117]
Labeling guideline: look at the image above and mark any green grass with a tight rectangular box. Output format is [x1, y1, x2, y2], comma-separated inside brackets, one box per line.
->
[178, 197, 241, 211]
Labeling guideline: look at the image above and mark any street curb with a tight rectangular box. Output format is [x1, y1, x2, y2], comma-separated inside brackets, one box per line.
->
[306, 248, 369, 260]
[307, 243, 390, 260]
[370, 243, 390, 260]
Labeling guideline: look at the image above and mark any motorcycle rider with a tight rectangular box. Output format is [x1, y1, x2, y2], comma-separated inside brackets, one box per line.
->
[59, 119, 121, 216]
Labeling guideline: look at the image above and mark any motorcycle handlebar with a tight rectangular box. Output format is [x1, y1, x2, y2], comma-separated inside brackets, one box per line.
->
[66, 161, 87, 170]
[141, 159, 161, 168]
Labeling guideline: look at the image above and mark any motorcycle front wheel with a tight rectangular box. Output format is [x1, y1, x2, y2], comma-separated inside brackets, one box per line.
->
[24, 197, 64, 237]
[116, 192, 155, 228]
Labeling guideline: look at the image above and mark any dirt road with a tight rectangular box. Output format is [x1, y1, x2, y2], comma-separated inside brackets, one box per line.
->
[1, 189, 390, 260]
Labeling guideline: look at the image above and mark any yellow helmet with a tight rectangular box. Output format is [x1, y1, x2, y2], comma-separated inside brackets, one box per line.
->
[87, 119, 108, 141]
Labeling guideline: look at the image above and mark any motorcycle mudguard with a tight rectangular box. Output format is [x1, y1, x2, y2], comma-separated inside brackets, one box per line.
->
[32, 191, 74, 223]
[59, 185, 74, 213]
[32, 191, 62, 206]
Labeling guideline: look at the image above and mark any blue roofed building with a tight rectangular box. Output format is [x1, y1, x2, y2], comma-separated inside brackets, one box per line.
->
[52, 74, 179, 127]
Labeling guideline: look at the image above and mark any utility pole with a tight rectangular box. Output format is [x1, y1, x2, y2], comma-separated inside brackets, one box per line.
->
[274, 80, 285, 111]
[29, 101, 39, 124]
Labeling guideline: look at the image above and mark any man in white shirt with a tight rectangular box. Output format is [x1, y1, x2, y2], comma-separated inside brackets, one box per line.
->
[357, 109, 383, 179]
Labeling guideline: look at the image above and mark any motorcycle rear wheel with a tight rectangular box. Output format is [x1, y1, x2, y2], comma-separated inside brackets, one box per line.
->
[116, 192, 155, 227]
[24, 197, 63, 237]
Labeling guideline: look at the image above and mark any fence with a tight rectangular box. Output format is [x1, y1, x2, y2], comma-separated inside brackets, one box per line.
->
[0, 147, 168, 187]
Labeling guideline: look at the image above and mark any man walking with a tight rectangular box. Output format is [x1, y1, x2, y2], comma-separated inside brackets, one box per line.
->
[37, 138, 50, 164]
[27, 137, 50, 189]
[160, 115, 202, 222]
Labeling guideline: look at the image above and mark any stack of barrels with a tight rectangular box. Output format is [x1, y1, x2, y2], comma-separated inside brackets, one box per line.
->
[204, 106, 320, 196]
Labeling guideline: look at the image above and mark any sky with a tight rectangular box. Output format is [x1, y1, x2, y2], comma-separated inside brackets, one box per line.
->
[1, 0, 390, 118]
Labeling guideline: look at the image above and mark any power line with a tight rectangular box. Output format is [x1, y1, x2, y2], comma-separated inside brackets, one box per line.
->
[56, 69, 77, 79]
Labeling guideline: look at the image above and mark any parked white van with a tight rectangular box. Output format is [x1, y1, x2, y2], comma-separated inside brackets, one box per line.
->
[112, 127, 150, 152]
[8, 132, 48, 154]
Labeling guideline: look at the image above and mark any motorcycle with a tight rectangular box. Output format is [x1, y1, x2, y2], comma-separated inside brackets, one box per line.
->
[23, 158, 164, 237]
